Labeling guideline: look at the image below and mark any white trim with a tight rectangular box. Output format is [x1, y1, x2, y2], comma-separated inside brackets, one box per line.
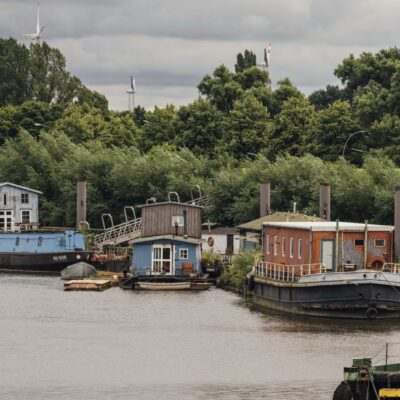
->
[282, 237, 286, 256]
[290, 238, 294, 258]
[263, 221, 393, 232]
[151, 244, 174, 275]
[374, 239, 385, 247]
[21, 210, 31, 224]
[273, 236, 278, 256]
[266, 235, 270, 255]
[179, 248, 189, 259]
[298, 238, 302, 259]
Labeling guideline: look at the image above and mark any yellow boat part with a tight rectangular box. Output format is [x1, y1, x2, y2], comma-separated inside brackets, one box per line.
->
[379, 388, 400, 398]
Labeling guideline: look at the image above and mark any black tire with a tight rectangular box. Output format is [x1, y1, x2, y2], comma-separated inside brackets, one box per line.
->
[366, 307, 378, 320]
[333, 382, 353, 400]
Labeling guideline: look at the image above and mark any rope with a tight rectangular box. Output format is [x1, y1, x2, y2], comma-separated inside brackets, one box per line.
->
[367, 367, 381, 400]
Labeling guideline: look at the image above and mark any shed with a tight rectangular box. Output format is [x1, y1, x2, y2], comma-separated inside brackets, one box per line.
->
[201, 225, 240, 255]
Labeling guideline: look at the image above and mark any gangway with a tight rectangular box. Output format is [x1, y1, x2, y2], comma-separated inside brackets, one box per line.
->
[185, 185, 212, 208]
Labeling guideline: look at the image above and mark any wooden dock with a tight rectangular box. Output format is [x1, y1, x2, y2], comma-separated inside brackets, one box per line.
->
[64, 279, 111, 291]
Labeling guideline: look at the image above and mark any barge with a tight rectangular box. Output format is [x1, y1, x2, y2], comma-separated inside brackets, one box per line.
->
[249, 221, 400, 319]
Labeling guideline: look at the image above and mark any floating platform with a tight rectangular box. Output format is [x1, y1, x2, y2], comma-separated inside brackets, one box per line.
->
[64, 279, 111, 291]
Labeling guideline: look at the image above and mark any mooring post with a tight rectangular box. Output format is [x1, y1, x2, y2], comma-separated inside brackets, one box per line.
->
[319, 183, 331, 220]
[76, 181, 87, 229]
[260, 182, 271, 217]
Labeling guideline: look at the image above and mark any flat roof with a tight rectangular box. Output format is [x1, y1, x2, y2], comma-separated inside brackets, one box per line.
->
[130, 234, 202, 245]
[237, 212, 323, 232]
[263, 221, 394, 232]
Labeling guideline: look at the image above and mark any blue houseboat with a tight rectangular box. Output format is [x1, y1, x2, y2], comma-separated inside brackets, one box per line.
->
[0, 182, 92, 273]
[131, 201, 203, 277]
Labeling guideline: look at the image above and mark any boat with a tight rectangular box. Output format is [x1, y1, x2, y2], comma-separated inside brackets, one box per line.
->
[333, 355, 400, 399]
[137, 281, 191, 291]
[190, 281, 213, 290]
[249, 262, 400, 319]
[0, 228, 92, 273]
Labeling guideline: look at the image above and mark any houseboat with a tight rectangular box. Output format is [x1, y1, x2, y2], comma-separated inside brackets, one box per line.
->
[249, 220, 400, 319]
[0, 182, 91, 273]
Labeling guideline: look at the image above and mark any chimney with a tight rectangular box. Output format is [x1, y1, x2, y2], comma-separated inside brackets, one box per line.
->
[395, 186, 400, 260]
[260, 182, 271, 217]
[76, 181, 87, 229]
[319, 183, 331, 220]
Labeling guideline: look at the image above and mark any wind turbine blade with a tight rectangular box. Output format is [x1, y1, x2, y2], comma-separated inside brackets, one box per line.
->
[132, 79, 136, 92]
[130, 76, 134, 90]
[267, 42, 272, 66]
[264, 48, 268, 65]
[36, 0, 40, 35]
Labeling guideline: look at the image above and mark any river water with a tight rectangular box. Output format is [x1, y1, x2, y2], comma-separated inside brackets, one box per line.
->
[1, 274, 400, 399]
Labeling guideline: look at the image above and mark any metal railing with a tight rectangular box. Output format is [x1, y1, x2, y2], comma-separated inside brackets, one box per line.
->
[381, 263, 400, 274]
[254, 261, 327, 282]
[93, 218, 142, 247]
[185, 195, 211, 208]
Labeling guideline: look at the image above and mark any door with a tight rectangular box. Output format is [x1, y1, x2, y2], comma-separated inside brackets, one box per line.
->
[226, 234, 234, 255]
[0, 211, 13, 231]
[152, 245, 173, 275]
[320, 239, 335, 270]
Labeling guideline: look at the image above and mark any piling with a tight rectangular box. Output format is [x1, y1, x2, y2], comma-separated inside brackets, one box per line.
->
[319, 183, 331, 220]
[260, 182, 271, 217]
[76, 181, 87, 229]
[395, 186, 400, 261]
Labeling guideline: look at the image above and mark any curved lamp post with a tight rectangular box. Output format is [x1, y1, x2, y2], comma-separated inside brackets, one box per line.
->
[342, 130, 368, 159]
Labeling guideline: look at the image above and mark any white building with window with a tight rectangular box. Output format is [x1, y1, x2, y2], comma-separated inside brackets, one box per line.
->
[0, 183, 42, 231]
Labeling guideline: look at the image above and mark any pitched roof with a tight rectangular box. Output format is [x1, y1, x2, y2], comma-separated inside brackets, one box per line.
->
[0, 182, 43, 194]
[237, 212, 323, 232]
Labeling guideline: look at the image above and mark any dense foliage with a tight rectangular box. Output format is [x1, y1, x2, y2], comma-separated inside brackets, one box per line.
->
[2, 38, 400, 227]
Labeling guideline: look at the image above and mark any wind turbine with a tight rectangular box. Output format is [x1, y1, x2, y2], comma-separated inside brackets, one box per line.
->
[23, 0, 44, 42]
[126, 76, 136, 112]
[257, 42, 272, 90]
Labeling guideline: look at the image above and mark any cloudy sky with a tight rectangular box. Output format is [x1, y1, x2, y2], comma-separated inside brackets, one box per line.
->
[2, 0, 400, 110]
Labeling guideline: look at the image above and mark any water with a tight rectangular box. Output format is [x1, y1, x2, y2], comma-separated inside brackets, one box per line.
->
[1, 275, 399, 400]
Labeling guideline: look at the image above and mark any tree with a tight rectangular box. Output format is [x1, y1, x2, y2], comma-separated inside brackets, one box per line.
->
[235, 50, 257, 73]
[0, 38, 30, 105]
[221, 94, 270, 157]
[269, 78, 303, 115]
[308, 85, 349, 110]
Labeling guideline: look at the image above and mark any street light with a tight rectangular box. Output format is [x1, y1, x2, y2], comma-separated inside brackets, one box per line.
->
[342, 130, 368, 159]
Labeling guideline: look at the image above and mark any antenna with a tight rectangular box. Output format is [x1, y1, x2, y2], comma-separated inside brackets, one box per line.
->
[126, 75, 136, 112]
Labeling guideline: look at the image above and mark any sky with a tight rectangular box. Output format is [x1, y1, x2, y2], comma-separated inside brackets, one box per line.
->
[2, 0, 400, 110]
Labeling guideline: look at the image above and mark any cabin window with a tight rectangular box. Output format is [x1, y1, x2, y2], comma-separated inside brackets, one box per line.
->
[298, 239, 302, 259]
[355, 239, 364, 246]
[3, 194, 6, 206]
[21, 193, 29, 204]
[37, 236, 43, 246]
[15, 237, 20, 246]
[374, 239, 385, 247]
[273, 236, 278, 255]
[171, 216, 184, 226]
[282, 237, 286, 256]
[266, 235, 270, 255]
[179, 248, 188, 259]
[21, 210, 30, 224]
[290, 238, 294, 258]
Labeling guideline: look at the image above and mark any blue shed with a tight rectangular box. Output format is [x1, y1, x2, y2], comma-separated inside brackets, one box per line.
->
[131, 235, 202, 276]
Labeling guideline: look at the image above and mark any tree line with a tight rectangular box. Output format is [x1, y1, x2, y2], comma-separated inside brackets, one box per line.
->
[1, 38, 400, 227]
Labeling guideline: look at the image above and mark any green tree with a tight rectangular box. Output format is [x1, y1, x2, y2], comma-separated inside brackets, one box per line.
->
[235, 50, 257, 73]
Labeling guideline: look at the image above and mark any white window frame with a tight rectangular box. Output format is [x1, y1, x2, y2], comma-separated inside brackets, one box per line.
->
[21, 193, 29, 204]
[273, 236, 278, 256]
[374, 239, 385, 247]
[151, 244, 173, 275]
[266, 235, 270, 255]
[298, 239, 302, 259]
[179, 248, 188, 259]
[21, 210, 31, 224]
[282, 237, 286, 256]
[290, 238, 294, 258]
[171, 216, 184, 226]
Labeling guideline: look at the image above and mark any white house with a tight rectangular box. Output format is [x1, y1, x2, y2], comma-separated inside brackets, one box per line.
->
[0, 183, 42, 231]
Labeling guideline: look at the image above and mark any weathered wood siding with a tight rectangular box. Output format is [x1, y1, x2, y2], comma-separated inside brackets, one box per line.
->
[142, 203, 202, 238]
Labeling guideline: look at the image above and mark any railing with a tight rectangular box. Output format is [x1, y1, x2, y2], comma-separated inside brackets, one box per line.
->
[254, 261, 327, 282]
[381, 263, 400, 274]
[185, 195, 211, 208]
[93, 218, 142, 246]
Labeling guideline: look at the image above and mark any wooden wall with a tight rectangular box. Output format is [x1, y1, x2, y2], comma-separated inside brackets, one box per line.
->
[142, 203, 202, 238]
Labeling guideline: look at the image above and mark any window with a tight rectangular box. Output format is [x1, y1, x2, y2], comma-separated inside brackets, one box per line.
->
[179, 248, 188, 259]
[171, 216, 184, 226]
[374, 239, 385, 247]
[290, 238, 294, 258]
[21, 193, 29, 204]
[282, 237, 286, 256]
[152, 245, 172, 274]
[15, 237, 20, 246]
[273, 236, 278, 256]
[355, 239, 364, 246]
[298, 239, 302, 259]
[21, 210, 30, 224]
[3, 194, 6, 206]
[37, 236, 43, 246]
[266, 235, 270, 255]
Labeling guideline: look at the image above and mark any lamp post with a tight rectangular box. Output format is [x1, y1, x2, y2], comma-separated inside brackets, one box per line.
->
[342, 130, 368, 159]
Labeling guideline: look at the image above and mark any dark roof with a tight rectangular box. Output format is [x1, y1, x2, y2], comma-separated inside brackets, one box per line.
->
[237, 212, 323, 232]
[0, 182, 43, 194]
[202, 227, 237, 235]
[130, 234, 202, 245]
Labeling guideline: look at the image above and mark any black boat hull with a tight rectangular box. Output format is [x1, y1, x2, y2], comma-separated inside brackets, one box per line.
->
[0, 251, 93, 274]
[253, 278, 400, 319]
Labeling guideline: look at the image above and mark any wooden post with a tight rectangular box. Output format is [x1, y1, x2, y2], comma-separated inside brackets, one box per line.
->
[76, 181, 87, 229]
[260, 182, 271, 217]
[320, 183, 331, 220]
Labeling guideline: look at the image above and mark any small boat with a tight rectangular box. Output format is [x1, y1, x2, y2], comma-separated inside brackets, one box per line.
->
[190, 282, 213, 290]
[137, 281, 191, 291]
